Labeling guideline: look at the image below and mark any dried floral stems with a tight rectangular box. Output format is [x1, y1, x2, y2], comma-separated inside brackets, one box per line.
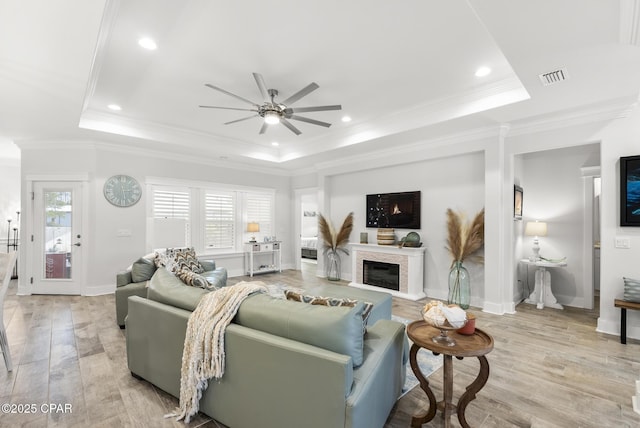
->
[445, 208, 485, 267]
[318, 212, 354, 255]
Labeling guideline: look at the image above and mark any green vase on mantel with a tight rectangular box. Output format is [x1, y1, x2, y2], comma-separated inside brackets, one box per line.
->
[447, 261, 470, 309]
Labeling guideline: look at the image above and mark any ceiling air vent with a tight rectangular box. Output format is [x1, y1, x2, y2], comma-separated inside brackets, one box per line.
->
[539, 68, 569, 86]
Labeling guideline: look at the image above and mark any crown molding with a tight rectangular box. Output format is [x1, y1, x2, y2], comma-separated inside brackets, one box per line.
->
[78, 108, 282, 163]
[94, 142, 293, 177]
[312, 125, 500, 176]
[506, 98, 638, 137]
[81, 0, 121, 114]
[280, 75, 529, 163]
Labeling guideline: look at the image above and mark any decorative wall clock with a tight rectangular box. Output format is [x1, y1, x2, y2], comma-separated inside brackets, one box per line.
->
[103, 174, 142, 207]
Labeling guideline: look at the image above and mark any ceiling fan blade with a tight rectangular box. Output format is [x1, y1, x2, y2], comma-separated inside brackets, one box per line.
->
[253, 73, 270, 102]
[284, 105, 342, 114]
[199, 105, 258, 112]
[288, 115, 332, 128]
[259, 122, 268, 135]
[224, 115, 258, 125]
[281, 82, 319, 106]
[204, 83, 258, 106]
[280, 118, 302, 135]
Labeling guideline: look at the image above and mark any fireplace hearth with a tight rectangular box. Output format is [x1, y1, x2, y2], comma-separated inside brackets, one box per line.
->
[349, 243, 426, 300]
[363, 260, 400, 291]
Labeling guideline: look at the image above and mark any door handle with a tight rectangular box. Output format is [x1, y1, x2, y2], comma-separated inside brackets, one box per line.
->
[73, 243, 81, 247]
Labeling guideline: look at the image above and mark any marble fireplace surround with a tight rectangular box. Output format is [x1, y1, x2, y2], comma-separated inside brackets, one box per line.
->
[349, 243, 426, 300]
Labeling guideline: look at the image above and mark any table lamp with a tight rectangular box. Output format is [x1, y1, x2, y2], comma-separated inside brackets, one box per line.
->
[247, 222, 260, 242]
[525, 221, 547, 261]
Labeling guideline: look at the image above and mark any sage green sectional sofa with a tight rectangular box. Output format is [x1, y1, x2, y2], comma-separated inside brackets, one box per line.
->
[115, 256, 227, 328]
[125, 268, 407, 428]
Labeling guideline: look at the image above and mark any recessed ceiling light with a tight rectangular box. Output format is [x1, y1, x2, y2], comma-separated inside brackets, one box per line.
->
[271, 142, 279, 147]
[138, 37, 157, 50]
[341, 116, 352, 122]
[475, 66, 491, 77]
[107, 104, 122, 111]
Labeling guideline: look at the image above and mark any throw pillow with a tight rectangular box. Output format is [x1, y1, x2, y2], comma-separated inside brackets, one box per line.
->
[623, 277, 640, 302]
[285, 290, 374, 334]
[131, 257, 157, 283]
[177, 267, 215, 290]
[173, 248, 205, 274]
[155, 247, 204, 275]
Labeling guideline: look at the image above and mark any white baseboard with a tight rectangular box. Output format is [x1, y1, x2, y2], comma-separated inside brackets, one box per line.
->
[83, 283, 114, 296]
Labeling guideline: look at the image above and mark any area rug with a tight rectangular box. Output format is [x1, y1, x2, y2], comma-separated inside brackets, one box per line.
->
[392, 315, 443, 397]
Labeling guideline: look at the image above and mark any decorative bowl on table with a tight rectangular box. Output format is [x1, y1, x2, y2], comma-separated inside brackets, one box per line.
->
[421, 301, 468, 347]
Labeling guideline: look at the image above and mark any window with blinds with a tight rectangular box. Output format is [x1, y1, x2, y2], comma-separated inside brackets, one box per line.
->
[204, 191, 235, 249]
[152, 188, 190, 219]
[148, 183, 274, 253]
[151, 187, 191, 248]
[246, 192, 273, 238]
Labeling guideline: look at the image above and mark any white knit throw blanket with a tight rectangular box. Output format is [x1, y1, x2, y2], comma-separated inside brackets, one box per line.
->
[166, 281, 267, 423]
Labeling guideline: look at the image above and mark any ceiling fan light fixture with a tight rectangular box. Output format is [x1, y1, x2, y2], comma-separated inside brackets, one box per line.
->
[264, 111, 280, 125]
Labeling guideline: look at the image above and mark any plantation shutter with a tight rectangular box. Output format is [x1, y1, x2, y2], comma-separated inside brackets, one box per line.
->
[204, 191, 235, 249]
[152, 188, 190, 219]
[151, 187, 191, 248]
[246, 192, 273, 238]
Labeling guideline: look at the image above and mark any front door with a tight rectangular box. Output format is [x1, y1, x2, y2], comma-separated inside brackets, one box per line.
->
[32, 181, 84, 294]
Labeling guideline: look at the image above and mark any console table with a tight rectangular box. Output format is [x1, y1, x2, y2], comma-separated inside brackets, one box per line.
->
[244, 241, 282, 277]
[407, 320, 494, 428]
[522, 259, 566, 310]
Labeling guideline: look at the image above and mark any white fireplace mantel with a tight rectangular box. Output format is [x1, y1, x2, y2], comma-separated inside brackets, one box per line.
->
[349, 243, 426, 300]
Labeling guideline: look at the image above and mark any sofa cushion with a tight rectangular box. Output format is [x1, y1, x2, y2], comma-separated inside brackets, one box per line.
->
[202, 268, 228, 289]
[236, 293, 366, 366]
[147, 268, 209, 312]
[176, 267, 217, 290]
[285, 290, 373, 334]
[131, 257, 157, 283]
[199, 260, 216, 272]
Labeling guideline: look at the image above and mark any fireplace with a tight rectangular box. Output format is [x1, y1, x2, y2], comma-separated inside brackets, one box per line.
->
[349, 243, 426, 300]
[363, 260, 400, 291]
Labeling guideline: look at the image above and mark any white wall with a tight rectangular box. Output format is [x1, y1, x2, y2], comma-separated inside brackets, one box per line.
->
[517, 144, 600, 307]
[595, 106, 640, 338]
[18, 143, 293, 294]
[325, 151, 486, 302]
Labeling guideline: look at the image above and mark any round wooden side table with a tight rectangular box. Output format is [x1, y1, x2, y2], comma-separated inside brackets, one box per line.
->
[407, 320, 494, 428]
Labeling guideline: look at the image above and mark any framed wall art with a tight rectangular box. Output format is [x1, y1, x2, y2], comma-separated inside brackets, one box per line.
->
[620, 155, 640, 226]
[514, 185, 523, 220]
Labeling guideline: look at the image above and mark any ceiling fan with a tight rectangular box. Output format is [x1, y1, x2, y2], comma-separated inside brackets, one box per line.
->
[199, 73, 342, 135]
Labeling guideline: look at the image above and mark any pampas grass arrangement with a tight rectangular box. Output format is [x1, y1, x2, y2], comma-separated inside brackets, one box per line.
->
[445, 208, 484, 309]
[445, 208, 485, 266]
[318, 212, 354, 281]
[318, 212, 354, 255]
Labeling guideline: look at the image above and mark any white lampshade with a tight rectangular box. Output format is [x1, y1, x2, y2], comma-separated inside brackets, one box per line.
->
[525, 221, 547, 261]
[247, 222, 259, 242]
[525, 221, 547, 237]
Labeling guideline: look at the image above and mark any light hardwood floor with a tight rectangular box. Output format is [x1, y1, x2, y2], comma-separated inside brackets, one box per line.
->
[1, 264, 640, 427]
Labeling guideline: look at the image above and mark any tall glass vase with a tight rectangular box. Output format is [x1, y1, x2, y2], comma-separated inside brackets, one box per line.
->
[448, 261, 470, 309]
[326, 250, 341, 281]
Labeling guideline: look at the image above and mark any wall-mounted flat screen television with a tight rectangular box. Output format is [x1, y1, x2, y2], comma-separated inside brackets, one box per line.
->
[366, 191, 421, 229]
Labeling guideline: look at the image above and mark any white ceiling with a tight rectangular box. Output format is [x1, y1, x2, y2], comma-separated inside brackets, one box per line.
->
[1, 0, 639, 172]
